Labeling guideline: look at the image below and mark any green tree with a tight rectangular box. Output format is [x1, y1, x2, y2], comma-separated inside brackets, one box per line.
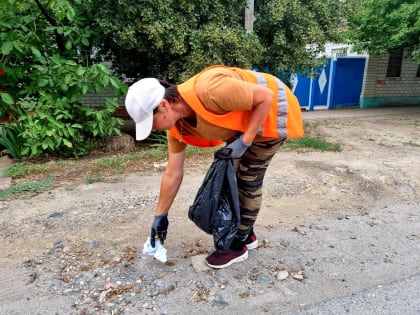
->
[1, 0, 350, 157]
[347, 0, 420, 62]
[82, 0, 348, 83]
[254, 0, 348, 78]
[0, 0, 127, 158]
[82, 0, 263, 82]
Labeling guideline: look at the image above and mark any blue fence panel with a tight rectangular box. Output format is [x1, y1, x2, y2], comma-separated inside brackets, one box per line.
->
[314, 59, 331, 108]
[293, 75, 312, 107]
[332, 58, 366, 106]
[293, 57, 366, 110]
[294, 60, 331, 110]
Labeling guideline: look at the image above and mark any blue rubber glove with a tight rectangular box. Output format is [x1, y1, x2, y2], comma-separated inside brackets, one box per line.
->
[226, 135, 251, 158]
[151, 214, 169, 248]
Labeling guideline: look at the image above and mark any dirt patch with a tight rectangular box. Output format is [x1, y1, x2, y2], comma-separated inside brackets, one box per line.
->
[0, 108, 419, 314]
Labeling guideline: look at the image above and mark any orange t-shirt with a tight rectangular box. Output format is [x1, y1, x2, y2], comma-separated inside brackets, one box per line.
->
[168, 67, 273, 153]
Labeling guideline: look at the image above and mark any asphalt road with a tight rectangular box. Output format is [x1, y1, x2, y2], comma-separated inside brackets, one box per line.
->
[285, 274, 420, 315]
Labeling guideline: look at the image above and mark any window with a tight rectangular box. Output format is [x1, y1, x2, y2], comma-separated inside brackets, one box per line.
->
[386, 49, 403, 77]
[417, 64, 420, 77]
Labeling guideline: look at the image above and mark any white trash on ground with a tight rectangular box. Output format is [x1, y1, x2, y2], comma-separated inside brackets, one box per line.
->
[142, 237, 167, 263]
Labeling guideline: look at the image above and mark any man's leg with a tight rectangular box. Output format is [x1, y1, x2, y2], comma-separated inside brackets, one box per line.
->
[232, 138, 285, 245]
[205, 137, 285, 268]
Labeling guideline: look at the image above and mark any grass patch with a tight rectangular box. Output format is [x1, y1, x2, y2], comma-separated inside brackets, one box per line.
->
[0, 178, 53, 200]
[3, 161, 48, 177]
[2, 148, 169, 180]
[92, 156, 126, 174]
[403, 141, 420, 147]
[3, 160, 77, 178]
[85, 173, 105, 184]
[282, 137, 342, 152]
[122, 147, 168, 160]
[408, 120, 420, 127]
[82, 149, 169, 184]
[186, 145, 221, 158]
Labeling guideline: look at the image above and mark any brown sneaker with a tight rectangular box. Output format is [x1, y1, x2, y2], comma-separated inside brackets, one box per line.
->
[205, 247, 248, 269]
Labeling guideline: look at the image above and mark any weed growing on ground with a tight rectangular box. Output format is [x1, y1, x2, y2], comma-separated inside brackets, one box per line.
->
[93, 156, 126, 173]
[283, 137, 342, 152]
[3, 162, 47, 177]
[85, 173, 105, 184]
[0, 178, 53, 200]
[403, 141, 420, 147]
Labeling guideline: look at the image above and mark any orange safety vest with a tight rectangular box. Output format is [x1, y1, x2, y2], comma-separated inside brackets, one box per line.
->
[169, 65, 304, 147]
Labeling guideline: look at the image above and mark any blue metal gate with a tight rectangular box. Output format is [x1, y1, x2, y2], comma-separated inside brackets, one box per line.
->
[293, 57, 366, 110]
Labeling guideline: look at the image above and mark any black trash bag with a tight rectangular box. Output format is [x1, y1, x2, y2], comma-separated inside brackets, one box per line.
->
[188, 147, 240, 251]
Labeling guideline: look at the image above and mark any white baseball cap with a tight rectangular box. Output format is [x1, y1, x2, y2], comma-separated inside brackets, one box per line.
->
[125, 78, 165, 140]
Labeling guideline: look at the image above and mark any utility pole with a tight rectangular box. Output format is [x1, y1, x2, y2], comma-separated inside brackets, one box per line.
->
[244, 0, 255, 33]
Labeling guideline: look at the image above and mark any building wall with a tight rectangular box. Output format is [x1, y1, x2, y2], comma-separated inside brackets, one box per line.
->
[81, 87, 128, 117]
[322, 43, 367, 58]
[360, 54, 420, 108]
[81, 87, 125, 107]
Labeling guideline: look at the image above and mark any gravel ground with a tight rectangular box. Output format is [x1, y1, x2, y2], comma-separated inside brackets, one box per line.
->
[0, 106, 419, 314]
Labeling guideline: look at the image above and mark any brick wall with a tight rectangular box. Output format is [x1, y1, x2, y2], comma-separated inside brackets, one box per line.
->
[361, 54, 420, 98]
[81, 87, 125, 107]
[81, 87, 129, 118]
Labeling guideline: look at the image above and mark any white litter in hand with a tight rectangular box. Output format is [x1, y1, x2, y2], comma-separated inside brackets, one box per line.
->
[142, 237, 167, 263]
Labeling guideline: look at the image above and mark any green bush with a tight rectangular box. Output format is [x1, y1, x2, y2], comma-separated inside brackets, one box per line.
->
[0, 0, 127, 158]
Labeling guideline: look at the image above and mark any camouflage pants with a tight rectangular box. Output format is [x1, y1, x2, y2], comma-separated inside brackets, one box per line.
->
[233, 137, 285, 240]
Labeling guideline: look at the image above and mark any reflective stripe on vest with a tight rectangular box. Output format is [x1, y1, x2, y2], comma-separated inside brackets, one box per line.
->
[253, 71, 288, 138]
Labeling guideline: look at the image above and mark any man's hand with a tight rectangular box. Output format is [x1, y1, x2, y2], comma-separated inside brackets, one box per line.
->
[226, 135, 251, 158]
[151, 214, 169, 247]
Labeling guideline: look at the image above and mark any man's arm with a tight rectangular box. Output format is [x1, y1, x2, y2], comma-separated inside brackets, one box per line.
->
[155, 149, 186, 215]
[242, 84, 274, 144]
[150, 149, 186, 247]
